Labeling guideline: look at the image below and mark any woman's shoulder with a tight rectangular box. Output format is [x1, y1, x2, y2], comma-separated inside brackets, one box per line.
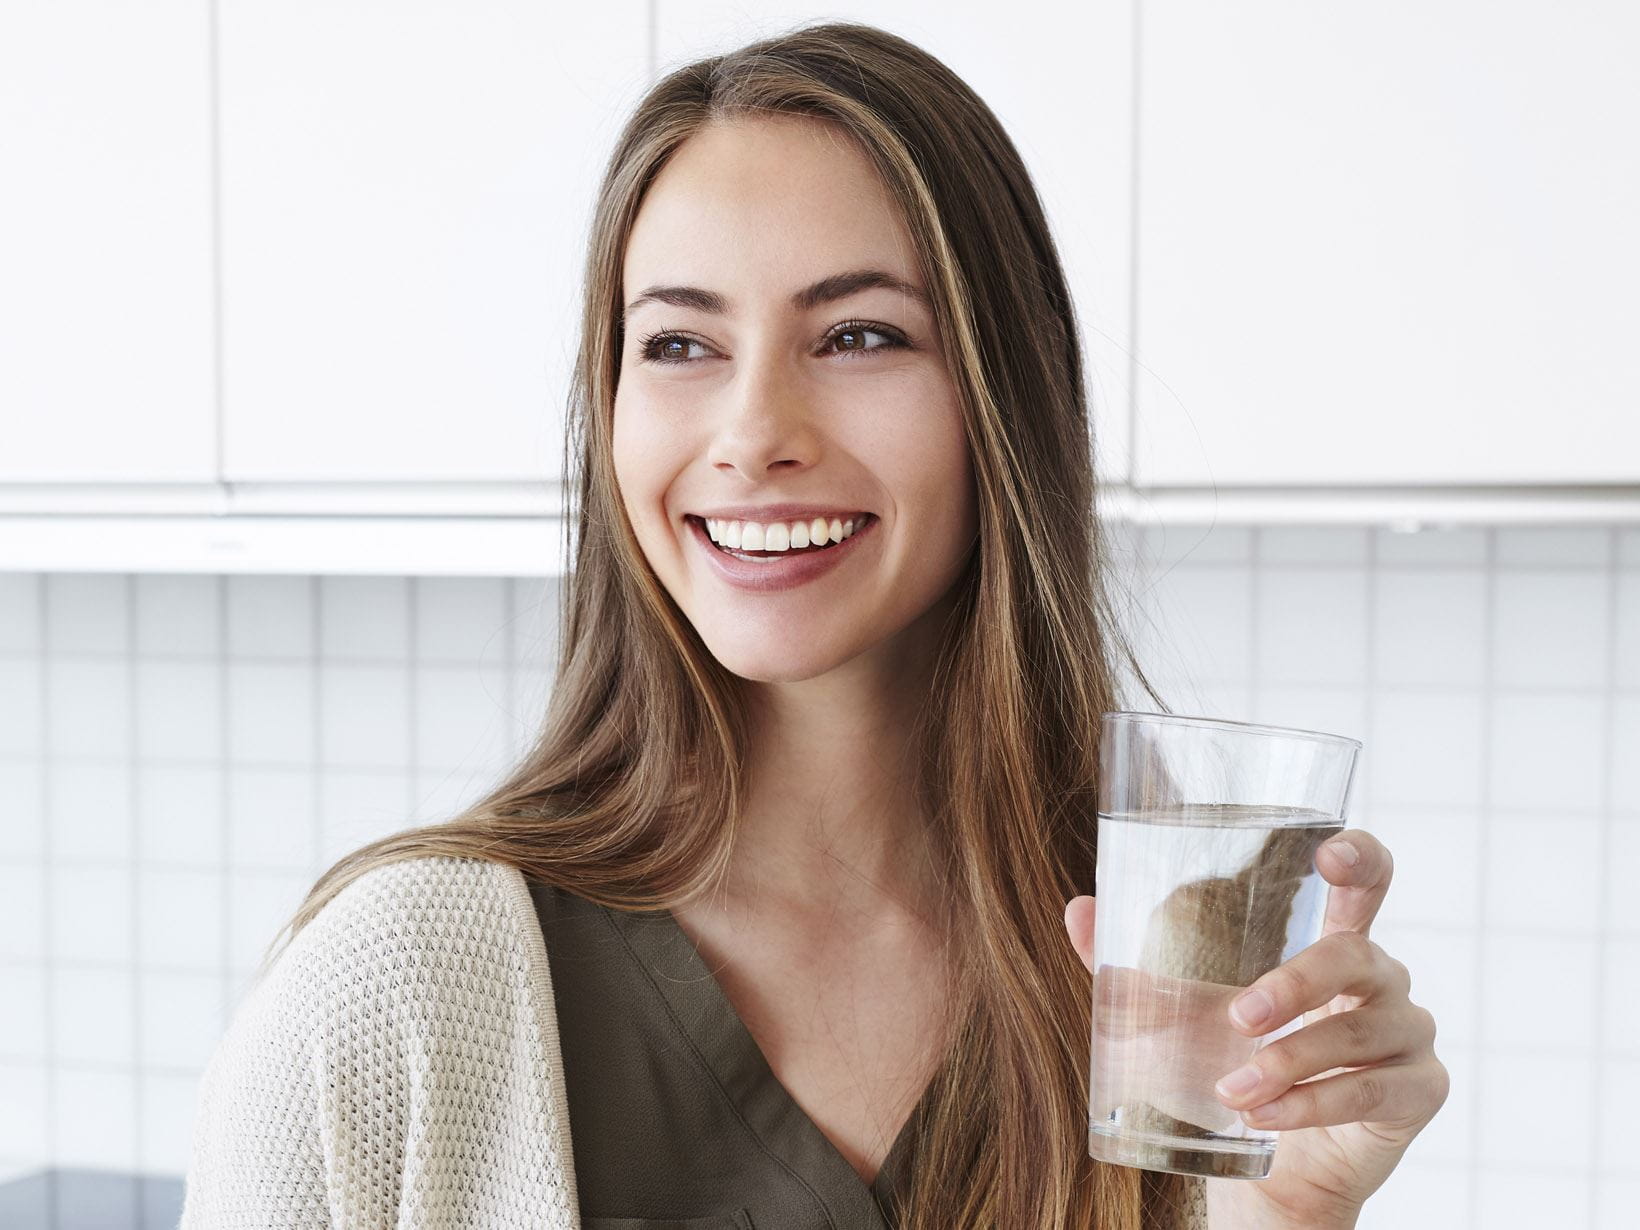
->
[247, 854, 540, 1036]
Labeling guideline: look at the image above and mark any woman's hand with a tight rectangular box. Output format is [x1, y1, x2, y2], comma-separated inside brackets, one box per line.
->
[1065, 828, 1450, 1229]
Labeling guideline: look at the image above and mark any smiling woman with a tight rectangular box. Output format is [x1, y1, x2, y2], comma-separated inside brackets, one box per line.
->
[179, 18, 1207, 1230]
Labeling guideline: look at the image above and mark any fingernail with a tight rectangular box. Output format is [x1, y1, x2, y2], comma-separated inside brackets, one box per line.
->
[1231, 988, 1274, 1030]
[1216, 1063, 1262, 1099]
[1327, 838, 1359, 866]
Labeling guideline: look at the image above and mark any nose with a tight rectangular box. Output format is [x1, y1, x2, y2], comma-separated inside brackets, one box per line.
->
[707, 356, 823, 479]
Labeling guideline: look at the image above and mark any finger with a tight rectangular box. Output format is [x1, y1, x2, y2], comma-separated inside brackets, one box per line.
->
[1228, 930, 1411, 1036]
[1065, 895, 1095, 973]
[1318, 827, 1394, 940]
[1240, 1056, 1450, 1132]
[1213, 1002, 1437, 1111]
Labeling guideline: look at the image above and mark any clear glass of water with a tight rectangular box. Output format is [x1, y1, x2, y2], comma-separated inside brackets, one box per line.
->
[1087, 712, 1362, 1180]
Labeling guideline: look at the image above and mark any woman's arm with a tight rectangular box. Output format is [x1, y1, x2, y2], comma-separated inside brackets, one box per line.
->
[178, 969, 334, 1228]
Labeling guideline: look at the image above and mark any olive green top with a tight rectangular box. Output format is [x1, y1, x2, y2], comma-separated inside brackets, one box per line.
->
[528, 879, 929, 1229]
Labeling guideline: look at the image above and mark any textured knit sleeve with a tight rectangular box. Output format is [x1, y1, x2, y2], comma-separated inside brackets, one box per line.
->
[177, 922, 334, 1227]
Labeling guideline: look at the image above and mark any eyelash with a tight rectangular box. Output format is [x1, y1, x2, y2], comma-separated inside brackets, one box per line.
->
[635, 320, 909, 366]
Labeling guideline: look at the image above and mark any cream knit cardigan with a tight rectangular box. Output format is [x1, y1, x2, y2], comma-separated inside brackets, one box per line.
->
[180, 855, 581, 1228]
[180, 853, 1210, 1229]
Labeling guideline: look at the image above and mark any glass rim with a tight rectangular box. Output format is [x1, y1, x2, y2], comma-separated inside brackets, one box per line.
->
[1101, 710, 1363, 751]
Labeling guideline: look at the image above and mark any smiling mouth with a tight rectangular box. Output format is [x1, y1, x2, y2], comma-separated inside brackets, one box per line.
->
[687, 514, 874, 557]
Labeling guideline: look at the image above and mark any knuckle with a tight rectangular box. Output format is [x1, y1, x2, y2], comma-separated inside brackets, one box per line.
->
[1432, 1060, 1452, 1109]
[1352, 1071, 1386, 1118]
[1385, 954, 1413, 995]
[1266, 964, 1308, 1011]
[1338, 1008, 1376, 1052]
[1333, 928, 1374, 967]
[1411, 1001, 1438, 1043]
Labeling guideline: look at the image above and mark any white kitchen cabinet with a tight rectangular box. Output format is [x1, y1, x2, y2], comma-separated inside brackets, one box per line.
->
[0, 2, 215, 482]
[217, 1, 648, 484]
[1128, 0, 1639, 487]
[648, 2, 1139, 487]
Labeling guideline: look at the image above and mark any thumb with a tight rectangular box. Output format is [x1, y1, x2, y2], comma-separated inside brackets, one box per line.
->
[1064, 894, 1096, 974]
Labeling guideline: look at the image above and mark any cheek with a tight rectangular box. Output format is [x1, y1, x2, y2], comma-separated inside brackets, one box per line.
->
[610, 397, 683, 561]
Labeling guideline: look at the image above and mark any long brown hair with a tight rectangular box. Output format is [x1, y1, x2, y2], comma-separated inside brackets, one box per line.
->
[259, 19, 1191, 1228]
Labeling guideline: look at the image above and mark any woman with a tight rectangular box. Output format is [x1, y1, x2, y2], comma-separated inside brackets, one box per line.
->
[182, 20, 1447, 1229]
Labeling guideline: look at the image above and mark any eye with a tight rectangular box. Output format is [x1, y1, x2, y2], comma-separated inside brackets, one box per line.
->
[636, 320, 910, 367]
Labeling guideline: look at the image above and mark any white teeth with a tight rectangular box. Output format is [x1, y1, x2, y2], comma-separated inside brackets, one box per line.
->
[704, 514, 868, 553]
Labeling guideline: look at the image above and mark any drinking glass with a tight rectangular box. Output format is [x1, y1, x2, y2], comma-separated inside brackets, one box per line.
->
[1087, 711, 1362, 1179]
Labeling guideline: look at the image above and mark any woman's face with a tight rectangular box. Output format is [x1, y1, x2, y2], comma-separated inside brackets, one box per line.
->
[613, 115, 978, 684]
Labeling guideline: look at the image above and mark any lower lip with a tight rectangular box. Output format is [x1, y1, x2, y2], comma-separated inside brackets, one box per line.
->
[687, 514, 878, 593]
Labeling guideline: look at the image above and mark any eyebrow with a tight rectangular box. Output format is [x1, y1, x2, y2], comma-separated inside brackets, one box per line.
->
[622, 268, 930, 323]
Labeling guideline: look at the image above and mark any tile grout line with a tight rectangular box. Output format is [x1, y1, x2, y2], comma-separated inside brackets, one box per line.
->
[217, 575, 232, 1085]
[38, 575, 55, 1211]
[311, 577, 322, 889]
[1361, 531, 1377, 859]
[1587, 528, 1619, 1212]
[310, 577, 322, 882]
[126, 577, 141, 1196]
[1464, 528, 1497, 1225]
[408, 579, 419, 825]
[1247, 528, 1261, 722]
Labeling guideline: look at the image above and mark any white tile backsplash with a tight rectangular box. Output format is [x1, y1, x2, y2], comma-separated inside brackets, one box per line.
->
[0, 966, 47, 1060]
[46, 575, 128, 656]
[1607, 820, 1640, 934]
[1484, 813, 1603, 935]
[0, 573, 41, 653]
[136, 867, 223, 970]
[1481, 932, 1599, 1052]
[51, 1068, 136, 1170]
[1493, 570, 1611, 689]
[227, 767, 316, 869]
[1256, 566, 1370, 685]
[134, 574, 221, 658]
[43, 761, 130, 862]
[226, 660, 316, 765]
[1132, 564, 1253, 684]
[319, 664, 411, 768]
[320, 575, 410, 660]
[1371, 690, 1487, 808]
[46, 660, 129, 761]
[226, 575, 313, 659]
[1603, 937, 1640, 1057]
[0, 660, 42, 757]
[136, 764, 224, 865]
[134, 659, 223, 760]
[1356, 1158, 1470, 1228]
[137, 971, 226, 1070]
[1617, 573, 1640, 690]
[1491, 691, 1607, 813]
[1362, 806, 1481, 931]
[0, 526, 1631, 1223]
[0, 760, 45, 861]
[1477, 1165, 1593, 1229]
[48, 865, 132, 965]
[1613, 698, 1640, 814]
[1476, 1050, 1594, 1167]
[51, 969, 135, 1066]
[1597, 1057, 1640, 1177]
[1495, 526, 1613, 567]
[1374, 568, 1488, 687]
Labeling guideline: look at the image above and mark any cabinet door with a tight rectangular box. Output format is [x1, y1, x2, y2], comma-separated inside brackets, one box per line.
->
[650, 2, 1138, 488]
[0, 2, 215, 482]
[218, 1, 648, 484]
[1130, 1, 1639, 487]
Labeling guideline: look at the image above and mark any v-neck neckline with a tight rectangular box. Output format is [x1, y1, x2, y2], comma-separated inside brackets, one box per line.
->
[601, 897, 936, 1225]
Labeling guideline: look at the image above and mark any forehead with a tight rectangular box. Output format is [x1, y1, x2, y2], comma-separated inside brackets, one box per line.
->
[622, 116, 921, 305]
